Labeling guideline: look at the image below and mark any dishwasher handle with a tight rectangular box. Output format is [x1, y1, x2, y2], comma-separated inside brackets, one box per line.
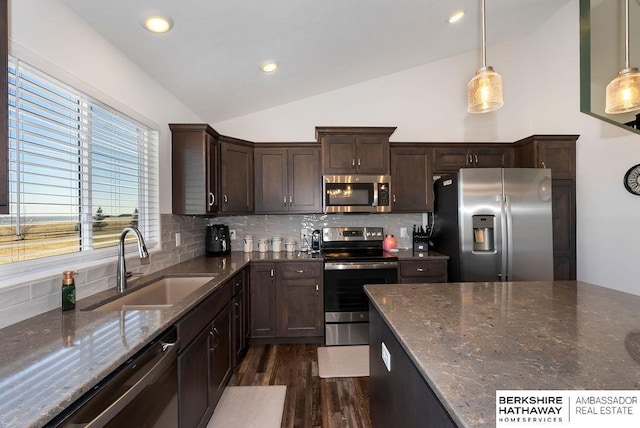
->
[84, 340, 177, 427]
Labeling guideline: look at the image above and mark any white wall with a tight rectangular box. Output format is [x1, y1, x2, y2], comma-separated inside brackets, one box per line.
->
[9, 0, 204, 214]
[214, 0, 640, 295]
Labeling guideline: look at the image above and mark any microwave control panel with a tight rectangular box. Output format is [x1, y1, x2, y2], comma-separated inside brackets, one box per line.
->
[377, 183, 390, 206]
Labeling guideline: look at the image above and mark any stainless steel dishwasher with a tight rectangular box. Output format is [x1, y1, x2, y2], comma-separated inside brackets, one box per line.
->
[47, 327, 178, 427]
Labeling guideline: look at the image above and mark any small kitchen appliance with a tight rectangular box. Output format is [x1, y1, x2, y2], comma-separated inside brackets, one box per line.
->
[322, 175, 392, 213]
[310, 229, 321, 253]
[205, 224, 231, 255]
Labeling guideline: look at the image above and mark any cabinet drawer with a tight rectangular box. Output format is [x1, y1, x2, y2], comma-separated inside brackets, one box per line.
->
[399, 260, 447, 283]
[279, 262, 323, 279]
[176, 280, 232, 351]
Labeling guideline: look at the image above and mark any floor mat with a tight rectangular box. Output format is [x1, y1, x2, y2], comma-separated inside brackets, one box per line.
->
[206, 385, 287, 428]
[317, 345, 369, 378]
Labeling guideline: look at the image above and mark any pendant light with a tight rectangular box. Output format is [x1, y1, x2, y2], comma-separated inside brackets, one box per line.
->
[467, 0, 503, 113]
[605, 0, 640, 114]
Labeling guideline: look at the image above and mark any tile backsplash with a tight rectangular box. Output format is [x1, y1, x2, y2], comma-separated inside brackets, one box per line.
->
[0, 212, 426, 329]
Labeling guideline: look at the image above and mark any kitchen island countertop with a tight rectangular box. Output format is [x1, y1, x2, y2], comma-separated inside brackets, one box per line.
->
[365, 281, 640, 427]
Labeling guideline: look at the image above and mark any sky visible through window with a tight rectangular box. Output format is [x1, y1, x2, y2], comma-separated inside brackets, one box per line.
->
[0, 58, 152, 264]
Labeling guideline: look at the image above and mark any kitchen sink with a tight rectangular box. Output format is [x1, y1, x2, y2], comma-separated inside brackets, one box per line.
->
[89, 276, 216, 311]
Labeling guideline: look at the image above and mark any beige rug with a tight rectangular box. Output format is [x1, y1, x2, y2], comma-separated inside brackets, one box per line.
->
[317, 345, 370, 378]
[206, 385, 287, 428]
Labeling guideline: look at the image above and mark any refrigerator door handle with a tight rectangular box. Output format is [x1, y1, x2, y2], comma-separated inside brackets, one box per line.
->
[499, 194, 508, 281]
[504, 194, 515, 281]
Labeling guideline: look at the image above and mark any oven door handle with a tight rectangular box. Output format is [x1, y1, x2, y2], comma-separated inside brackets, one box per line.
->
[324, 261, 398, 270]
[83, 341, 177, 427]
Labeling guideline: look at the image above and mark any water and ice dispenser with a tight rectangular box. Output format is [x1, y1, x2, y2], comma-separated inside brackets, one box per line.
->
[472, 215, 495, 252]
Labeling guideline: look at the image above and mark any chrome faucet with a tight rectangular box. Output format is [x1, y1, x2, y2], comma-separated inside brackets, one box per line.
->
[116, 226, 150, 293]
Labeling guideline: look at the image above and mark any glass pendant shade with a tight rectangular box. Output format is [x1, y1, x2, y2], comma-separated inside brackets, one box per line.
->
[605, 69, 640, 114]
[467, 66, 503, 113]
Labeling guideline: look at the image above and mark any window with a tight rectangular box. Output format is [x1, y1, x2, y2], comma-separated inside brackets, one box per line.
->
[0, 57, 159, 268]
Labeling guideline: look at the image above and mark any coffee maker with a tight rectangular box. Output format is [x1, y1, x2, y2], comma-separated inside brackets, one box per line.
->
[206, 224, 231, 255]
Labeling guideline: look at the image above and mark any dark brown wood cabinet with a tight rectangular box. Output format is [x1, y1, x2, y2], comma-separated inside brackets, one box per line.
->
[209, 303, 232, 409]
[219, 138, 254, 213]
[249, 262, 277, 338]
[170, 124, 219, 215]
[277, 262, 323, 337]
[250, 260, 324, 342]
[514, 134, 577, 180]
[398, 259, 448, 283]
[177, 326, 211, 428]
[230, 271, 249, 367]
[390, 146, 433, 212]
[316, 126, 396, 174]
[432, 144, 513, 174]
[254, 145, 321, 213]
[513, 135, 579, 280]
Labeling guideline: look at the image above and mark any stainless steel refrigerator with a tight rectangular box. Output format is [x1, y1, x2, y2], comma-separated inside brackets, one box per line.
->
[432, 168, 554, 282]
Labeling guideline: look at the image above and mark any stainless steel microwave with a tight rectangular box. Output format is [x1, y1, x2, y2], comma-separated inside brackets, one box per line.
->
[323, 175, 392, 213]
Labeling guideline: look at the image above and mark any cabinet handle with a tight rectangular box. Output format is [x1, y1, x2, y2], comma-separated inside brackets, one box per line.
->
[467, 154, 472, 165]
[223, 194, 228, 205]
[289, 195, 293, 206]
[541, 161, 546, 169]
[392, 194, 396, 204]
[352, 158, 355, 168]
[315, 284, 319, 295]
[208, 192, 215, 207]
[235, 301, 240, 308]
[358, 159, 361, 167]
[213, 327, 219, 335]
[416, 268, 428, 272]
[295, 269, 305, 273]
[270, 269, 274, 277]
[474, 154, 478, 165]
[283, 196, 287, 207]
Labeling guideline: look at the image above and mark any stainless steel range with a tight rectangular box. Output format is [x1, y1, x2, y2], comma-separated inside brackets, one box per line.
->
[322, 227, 398, 346]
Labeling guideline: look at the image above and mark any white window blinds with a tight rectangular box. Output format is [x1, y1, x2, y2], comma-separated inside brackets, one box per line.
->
[0, 57, 159, 266]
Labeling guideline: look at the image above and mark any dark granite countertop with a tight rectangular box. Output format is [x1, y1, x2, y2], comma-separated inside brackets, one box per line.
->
[365, 281, 640, 428]
[0, 250, 318, 428]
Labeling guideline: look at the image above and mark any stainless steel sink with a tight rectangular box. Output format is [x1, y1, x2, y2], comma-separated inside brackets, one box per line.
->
[90, 276, 216, 311]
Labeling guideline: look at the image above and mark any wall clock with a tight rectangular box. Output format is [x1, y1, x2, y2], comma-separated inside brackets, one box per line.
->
[623, 164, 640, 195]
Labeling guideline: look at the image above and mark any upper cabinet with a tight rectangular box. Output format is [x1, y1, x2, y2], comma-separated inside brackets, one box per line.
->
[170, 124, 219, 215]
[254, 144, 322, 214]
[316, 126, 396, 175]
[431, 144, 513, 175]
[513, 135, 578, 180]
[0, 0, 8, 214]
[219, 137, 254, 214]
[390, 145, 433, 212]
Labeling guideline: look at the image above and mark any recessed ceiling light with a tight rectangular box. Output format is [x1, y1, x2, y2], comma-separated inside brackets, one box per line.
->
[448, 10, 465, 24]
[144, 15, 173, 33]
[260, 61, 278, 74]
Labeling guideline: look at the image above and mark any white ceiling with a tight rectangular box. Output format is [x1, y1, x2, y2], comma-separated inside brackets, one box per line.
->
[59, 0, 570, 122]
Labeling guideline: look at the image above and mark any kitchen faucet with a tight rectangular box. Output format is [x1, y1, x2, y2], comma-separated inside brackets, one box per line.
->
[116, 226, 150, 293]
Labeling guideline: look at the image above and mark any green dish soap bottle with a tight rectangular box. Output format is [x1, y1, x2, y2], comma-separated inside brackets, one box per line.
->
[62, 271, 76, 311]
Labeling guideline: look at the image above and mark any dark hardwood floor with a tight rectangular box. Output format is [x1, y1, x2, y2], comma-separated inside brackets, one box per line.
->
[228, 344, 371, 428]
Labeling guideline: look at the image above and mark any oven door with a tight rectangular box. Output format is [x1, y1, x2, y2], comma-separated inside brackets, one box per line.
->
[324, 261, 398, 345]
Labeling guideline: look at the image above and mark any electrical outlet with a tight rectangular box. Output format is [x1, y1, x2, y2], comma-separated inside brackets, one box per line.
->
[381, 341, 391, 372]
[175, 232, 181, 247]
[229, 229, 236, 240]
[300, 228, 308, 248]
[400, 227, 408, 238]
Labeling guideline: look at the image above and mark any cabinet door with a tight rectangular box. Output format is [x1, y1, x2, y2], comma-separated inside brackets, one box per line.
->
[243, 275, 251, 346]
[288, 148, 322, 212]
[322, 135, 357, 174]
[537, 140, 576, 179]
[473, 147, 512, 168]
[355, 135, 389, 174]
[178, 327, 211, 428]
[254, 148, 288, 213]
[390, 147, 433, 212]
[210, 304, 232, 409]
[220, 142, 253, 213]
[249, 263, 277, 338]
[398, 260, 447, 283]
[432, 146, 472, 174]
[277, 262, 323, 337]
[552, 180, 576, 280]
[171, 126, 218, 215]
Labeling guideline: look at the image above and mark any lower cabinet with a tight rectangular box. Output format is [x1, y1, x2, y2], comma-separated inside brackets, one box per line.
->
[369, 305, 456, 428]
[250, 260, 324, 342]
[176, 267, 249, 428]
[398, 260, 448, 283]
